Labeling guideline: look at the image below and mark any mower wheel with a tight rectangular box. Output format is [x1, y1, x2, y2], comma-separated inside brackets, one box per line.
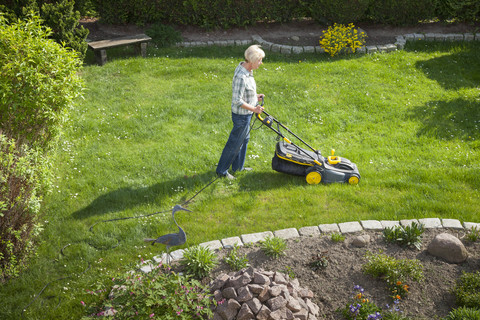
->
[348, 175, 360, 185]
[306, 171, 322, 185]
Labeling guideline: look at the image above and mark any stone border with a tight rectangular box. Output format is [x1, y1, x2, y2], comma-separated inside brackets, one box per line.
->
[138, 218, 480, 272]
[176, 32, 480, 54]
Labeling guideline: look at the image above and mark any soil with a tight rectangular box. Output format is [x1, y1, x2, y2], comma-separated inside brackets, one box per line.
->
[204, 229, 480, 319]
[81, 19, 480, 46]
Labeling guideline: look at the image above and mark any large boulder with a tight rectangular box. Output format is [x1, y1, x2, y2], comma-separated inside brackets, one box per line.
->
[427, 233, 468, 263]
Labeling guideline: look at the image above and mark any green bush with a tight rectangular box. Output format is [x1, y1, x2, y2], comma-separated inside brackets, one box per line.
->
[301, 0, 370, 24]
[87, 263, 214, 319]
[0, 14, 84, 149]
[145, 23, 183, 47]
[0, 135, 48, 281]
[180, 245, 218, 279]
[260, 236, 287, 258]
[362, 251, 424, 299]
[0, 14, 83, 280]
[223, 244, 249, 271]
[40, 0, 89, 60]
[93, 0, 304, 28]
[383, 222, 424, 250]
[436, 0, 480, 22]
[444, 307, 480, 320]
[367, 0, 437, 25]
[1, 1, 89, 59]
[452, 271, 480, 309]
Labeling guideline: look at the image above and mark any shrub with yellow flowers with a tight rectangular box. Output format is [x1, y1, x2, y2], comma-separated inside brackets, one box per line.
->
[319, 23, 367, 57]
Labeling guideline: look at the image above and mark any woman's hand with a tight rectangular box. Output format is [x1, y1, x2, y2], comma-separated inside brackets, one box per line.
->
[254, 105, 264, 114]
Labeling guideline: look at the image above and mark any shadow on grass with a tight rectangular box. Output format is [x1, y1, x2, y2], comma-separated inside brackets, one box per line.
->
[412, 42, 480, 90]
[409, 98, 480, 141]
[72, 169, 301, 219]
[82, 44, 363, 67]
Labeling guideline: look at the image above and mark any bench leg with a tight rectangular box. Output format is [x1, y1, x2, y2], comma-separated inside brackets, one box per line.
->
[95, 49, 107, 66]
[135, 42, 148, 58]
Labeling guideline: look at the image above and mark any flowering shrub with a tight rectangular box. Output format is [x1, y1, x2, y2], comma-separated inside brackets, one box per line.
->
[343, 285, 414, 320]
[362, 252, 423, 300]
[85, 262, 214, 319]
[319, 23, 366, 57]
[343, 285, 381, 320]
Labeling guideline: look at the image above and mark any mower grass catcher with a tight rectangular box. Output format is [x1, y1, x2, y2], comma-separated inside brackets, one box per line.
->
[256, 110, 360, 185]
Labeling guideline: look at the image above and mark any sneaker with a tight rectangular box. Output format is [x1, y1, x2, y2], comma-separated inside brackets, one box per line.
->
[218, 172, 236, 180]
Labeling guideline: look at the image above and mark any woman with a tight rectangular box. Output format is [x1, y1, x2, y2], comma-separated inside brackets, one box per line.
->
[216, 45, 265, 180]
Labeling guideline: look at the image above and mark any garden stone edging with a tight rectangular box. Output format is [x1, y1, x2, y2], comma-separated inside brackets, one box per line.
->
[138, 218, 480, 273]
[176, 32, 480, 54]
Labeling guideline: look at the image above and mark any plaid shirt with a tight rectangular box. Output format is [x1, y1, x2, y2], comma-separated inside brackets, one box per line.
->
[231, 62, 257, 115]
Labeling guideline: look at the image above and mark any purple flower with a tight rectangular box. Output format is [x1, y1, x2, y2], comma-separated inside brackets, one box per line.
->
[353, 285, 364, 293]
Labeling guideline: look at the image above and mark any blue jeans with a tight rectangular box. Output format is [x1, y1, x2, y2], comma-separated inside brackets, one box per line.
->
[216, 112, 253, 176]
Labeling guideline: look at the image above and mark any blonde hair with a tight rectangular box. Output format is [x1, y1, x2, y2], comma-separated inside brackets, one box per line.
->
[244, 45, 265, 63]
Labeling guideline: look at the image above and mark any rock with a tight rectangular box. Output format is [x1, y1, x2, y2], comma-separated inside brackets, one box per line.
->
[222, 286, 237, 299]
[254, 271, 270, 285]
[246, 297, 262, 314]
[352, 234, 371, 247]
[287, 296, 302, 312]
[274, 271, 288, 285]
[229, 273, 252, 288]
[267, 295, 287, 311]
[256, 305, 271, 320]
[237, 303, 254, 320]
[270, 307, 294, 320]
[217, 299, 241, 320]
[291, 36, 300, 41]
[237, 286, 253, 302]
[427, 233, 468, 263]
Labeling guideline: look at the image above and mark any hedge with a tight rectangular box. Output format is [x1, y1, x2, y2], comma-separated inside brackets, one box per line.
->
[0, 14, 84, 281]
[92, 0, 478, 27]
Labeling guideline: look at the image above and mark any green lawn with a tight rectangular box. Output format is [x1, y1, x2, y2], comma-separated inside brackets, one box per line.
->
[1, 41, 479, 319]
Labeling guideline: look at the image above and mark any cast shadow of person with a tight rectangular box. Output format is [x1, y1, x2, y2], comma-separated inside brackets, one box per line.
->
[72, 170, 297, 220]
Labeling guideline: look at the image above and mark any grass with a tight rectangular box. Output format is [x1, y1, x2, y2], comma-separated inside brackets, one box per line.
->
[1, 41, 479, 319]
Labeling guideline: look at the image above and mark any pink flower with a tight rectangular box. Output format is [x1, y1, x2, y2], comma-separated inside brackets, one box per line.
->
[80, 301, 85, 306]
[149, 313, 154, 318]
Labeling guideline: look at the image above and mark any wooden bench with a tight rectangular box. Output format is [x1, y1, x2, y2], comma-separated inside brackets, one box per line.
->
[88, 34, 152, 66]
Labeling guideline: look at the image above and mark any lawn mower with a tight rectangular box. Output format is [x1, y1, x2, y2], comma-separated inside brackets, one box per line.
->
[256, 108, 360, 185]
